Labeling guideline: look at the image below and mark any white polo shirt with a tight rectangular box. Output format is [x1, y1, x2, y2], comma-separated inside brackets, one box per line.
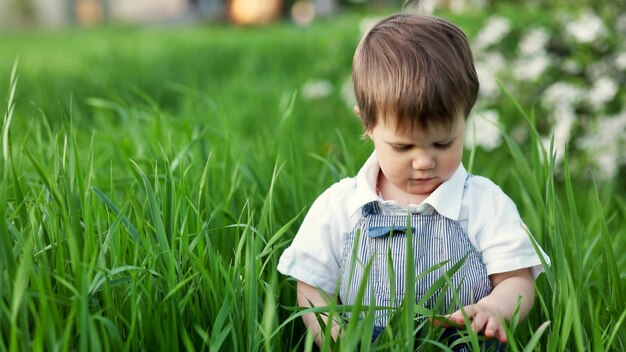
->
[277, 152, 550, 294]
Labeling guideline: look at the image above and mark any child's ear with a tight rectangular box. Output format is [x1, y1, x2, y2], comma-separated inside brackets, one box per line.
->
[354, 106, 373, 140]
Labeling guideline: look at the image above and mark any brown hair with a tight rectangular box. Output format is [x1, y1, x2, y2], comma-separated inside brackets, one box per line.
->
[353, 14, 479, 132]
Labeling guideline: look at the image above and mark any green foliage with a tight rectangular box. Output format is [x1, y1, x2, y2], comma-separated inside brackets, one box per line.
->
[0, 10, 625, 351]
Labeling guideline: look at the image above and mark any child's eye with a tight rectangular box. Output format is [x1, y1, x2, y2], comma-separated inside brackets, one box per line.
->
[391, 145, 412, 153]
[433, 142, 453, 149]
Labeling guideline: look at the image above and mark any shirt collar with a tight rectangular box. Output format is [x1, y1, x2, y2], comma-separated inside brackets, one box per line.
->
[348, 151, 467, 221]
[348, 151, 381, 217]
[422, 163, 466, 221]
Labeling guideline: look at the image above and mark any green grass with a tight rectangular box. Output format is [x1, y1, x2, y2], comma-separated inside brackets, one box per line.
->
[1, 10, 625, 351]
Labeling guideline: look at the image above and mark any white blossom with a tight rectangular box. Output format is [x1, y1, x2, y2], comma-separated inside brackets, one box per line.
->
[546, 104, 576, 163]
[414, 0, 438, 15]
[577, 111, 626, 179]
[474, 16, 512, 50]
[541, 82, 584, 108]
[466, 110, 502, 151]
[301, 79, 333, 100]
[512, 27, 553, 82]
[595, 153, 620, 180]
[518, 27, 550, 56]
[513, 54, 551, 81]
[566, 10, 606, 44]
[587, 76, 619, 109]
[615, 51, 626, 71]
[586, 60, 612, 81]
[475, 52, 505, 98]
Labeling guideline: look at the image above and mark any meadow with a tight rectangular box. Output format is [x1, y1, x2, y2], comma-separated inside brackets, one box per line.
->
[1, 5, 625, 351]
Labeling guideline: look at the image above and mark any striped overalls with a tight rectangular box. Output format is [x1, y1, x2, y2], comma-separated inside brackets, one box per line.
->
[338, 197, 493, 342]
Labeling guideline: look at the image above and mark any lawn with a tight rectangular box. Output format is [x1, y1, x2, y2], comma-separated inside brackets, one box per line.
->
[1, 4, 625, 351]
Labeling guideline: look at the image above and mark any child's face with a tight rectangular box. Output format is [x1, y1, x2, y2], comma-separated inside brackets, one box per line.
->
[366, 114, 465, 204]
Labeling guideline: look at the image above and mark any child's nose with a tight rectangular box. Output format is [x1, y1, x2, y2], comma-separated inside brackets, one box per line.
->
[411, 151, 435, 170]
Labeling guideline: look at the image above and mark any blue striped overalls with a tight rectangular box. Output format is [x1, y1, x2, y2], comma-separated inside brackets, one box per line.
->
[338, 197, 493, 344]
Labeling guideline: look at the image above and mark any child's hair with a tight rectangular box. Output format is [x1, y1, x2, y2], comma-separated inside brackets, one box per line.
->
[353, 14, 479, 132]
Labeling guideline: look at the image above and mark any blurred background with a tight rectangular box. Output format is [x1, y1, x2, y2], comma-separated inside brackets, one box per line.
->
[0, 0, 625, 183]
[5, 0, 383, 27]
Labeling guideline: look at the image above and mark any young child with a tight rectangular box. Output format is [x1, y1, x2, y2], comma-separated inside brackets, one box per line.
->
[277, 13, 550, 347]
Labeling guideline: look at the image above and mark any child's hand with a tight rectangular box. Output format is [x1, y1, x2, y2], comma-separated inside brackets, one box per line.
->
[432, 269, 536, 344]
[445, 303, 508, 343]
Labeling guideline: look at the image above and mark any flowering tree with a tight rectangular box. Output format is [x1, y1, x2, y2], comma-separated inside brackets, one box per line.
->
[460, 5, 626, 180]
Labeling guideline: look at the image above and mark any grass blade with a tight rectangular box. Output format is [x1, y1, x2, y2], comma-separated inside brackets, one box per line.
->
[93, 186, 142, 245]
[131, 160, 170, 252]
[522, 321, 551, 352]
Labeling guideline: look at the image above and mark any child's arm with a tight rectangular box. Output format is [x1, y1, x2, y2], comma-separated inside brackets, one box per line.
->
[446, 268, 535, 343]
[297, 280, 341, 347]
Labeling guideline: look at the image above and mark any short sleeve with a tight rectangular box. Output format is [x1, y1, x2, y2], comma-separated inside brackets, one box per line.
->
[277, 180, 354, 293]
[467, 178, 551, 278]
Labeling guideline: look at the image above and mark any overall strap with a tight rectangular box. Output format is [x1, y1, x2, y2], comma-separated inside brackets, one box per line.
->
[362, 201, 382, 216]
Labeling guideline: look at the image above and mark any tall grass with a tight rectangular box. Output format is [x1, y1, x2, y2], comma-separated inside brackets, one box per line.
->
[0, 61, 306, 350]
[1, 13, 625, 351]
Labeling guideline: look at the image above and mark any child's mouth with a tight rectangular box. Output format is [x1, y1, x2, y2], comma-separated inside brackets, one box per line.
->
[409, 177, 435, 184]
